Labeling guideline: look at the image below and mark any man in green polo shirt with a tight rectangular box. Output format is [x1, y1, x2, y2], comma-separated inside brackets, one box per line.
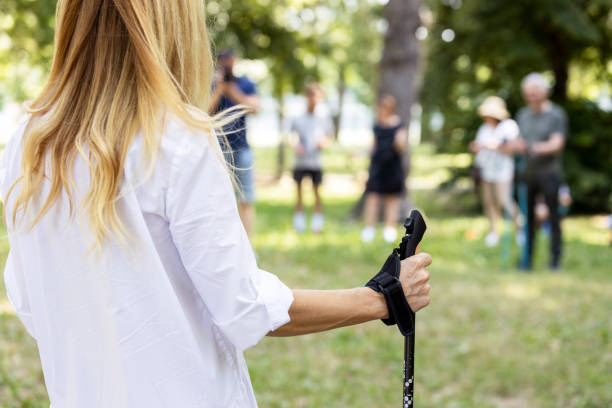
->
[514, 72, 568, 270]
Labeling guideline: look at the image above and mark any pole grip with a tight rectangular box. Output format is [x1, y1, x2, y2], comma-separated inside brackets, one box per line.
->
[399, 210, 427, 260]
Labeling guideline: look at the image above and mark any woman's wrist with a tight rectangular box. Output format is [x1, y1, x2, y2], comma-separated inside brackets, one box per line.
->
[359, 287, 388, 320]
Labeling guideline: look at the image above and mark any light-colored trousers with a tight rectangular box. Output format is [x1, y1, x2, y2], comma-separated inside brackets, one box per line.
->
[480, 180, 514, 231]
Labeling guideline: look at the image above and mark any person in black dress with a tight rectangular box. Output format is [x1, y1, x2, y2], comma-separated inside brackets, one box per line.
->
[362, 94, 409, 243]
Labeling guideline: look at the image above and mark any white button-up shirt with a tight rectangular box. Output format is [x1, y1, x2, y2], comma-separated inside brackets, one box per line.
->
[1, 117, 294, 408]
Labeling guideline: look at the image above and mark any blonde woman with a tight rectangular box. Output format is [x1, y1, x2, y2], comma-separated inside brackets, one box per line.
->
[0, 1, 431, 407]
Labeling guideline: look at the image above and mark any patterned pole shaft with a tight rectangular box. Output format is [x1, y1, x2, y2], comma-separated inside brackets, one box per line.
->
[403, 334, 414, 407]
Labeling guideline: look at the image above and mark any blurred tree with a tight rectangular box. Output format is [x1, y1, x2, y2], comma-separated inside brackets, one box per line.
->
[379, 0, 421, 216]
[207, 0, 311, 178]
[208, 0, 384, 177]
[307, 0, 384, 140]
[2, 1, 387, 179]
[349, 0, 422, 220]
[0, 0, 56, 105]
[379, 0, 421, 127]
[421, 0, 612, 212]
[562, 100, 612, 212]
[421, 0, 612, 151]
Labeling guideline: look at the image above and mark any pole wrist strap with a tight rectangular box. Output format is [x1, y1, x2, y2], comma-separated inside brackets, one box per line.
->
[365, 251, 415, 336]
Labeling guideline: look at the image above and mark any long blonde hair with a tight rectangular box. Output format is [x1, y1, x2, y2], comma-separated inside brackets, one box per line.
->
[7, 0, 224, 247]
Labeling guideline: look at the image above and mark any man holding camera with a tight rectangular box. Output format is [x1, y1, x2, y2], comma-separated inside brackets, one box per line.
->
[209, 49, 261, 237]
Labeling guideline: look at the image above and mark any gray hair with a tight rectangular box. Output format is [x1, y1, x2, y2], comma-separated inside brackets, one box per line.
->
[521, 72, 551, 92]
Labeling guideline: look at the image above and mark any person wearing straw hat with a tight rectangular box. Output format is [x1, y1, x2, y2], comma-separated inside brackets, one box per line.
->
[470, 96, 519, 247]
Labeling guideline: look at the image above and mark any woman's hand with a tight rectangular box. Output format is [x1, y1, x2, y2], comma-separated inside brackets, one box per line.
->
[268, 253, 432, 337]
[393, 128, 409, 153]
[399, 253, 432, 312]
[504, 138, 528, 154]
[293, 143, 306, 155]
[469, 141, 481, 154]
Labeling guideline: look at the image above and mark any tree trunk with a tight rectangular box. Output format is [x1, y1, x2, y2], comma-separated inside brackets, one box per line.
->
[381, 0, 421, 219]
[379, 0, 421, 126]
[547, 34, 569, 103]
[275, 93, 286, 181]
[349, 0, 421, 221]
[332, 65, 346, 141]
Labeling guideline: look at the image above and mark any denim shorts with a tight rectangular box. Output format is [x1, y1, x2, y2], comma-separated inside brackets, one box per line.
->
[225, 147, 255, 203]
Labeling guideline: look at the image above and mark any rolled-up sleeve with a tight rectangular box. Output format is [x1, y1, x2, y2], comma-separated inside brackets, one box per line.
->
[165, 131, 293, 351]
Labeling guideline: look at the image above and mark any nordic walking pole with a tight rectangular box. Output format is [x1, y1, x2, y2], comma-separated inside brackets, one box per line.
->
[365, 210, 426, 407]
[500, 202, 513, 269]
[397, 210, 427, 407]
[516, 154, 530, 270]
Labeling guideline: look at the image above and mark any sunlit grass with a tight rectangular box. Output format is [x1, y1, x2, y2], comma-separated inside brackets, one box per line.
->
[249, 192, 611, 408]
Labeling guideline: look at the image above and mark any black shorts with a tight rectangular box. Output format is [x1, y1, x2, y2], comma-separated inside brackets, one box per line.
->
[293, 169, 323, 185]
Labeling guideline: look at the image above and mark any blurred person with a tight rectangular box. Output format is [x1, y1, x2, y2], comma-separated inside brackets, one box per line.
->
[290, 83, 334, 233]
[509, 72, 569, 270]
[536, 185, 573, 242]
[209, 48, 260, 237]
[469, 96, 519, 247]
[540, 184, 572, 231]
[0, 2, 433, 408]
[362, 94, 409, 243]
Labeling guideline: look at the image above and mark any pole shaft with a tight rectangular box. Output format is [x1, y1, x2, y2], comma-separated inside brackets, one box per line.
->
[403, 330, 415, 407]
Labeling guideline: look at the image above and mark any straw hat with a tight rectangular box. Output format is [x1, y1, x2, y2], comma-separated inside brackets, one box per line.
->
[477, 96, 510, 121]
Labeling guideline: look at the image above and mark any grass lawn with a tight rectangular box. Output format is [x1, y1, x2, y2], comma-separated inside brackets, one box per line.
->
[1, 146, 611, 407]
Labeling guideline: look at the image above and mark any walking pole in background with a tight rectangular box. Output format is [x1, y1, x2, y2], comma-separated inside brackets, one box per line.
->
[516, 154, 530, 269]
[500, 204, 513, 269]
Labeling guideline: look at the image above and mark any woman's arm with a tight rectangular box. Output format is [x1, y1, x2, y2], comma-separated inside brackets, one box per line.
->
[393, 127, 409, 153]
[269, 253, 432, 337]
[224, 83, 261, 114]
[207, 70, 225, 115]
[267, 288, 387, 337]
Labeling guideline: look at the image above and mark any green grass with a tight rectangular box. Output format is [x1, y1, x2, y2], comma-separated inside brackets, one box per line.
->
[1, 147, 611, 407]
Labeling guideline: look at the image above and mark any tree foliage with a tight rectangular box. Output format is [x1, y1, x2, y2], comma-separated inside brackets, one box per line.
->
[421, 0, 611, 149]
[0, 0, 56, 105]
[206, 0, 384, 175]
[207, 0, 383, 103]
[379, 0, 421, 124]
[1, 1, 384, 107]
[421, 0, 612, 212]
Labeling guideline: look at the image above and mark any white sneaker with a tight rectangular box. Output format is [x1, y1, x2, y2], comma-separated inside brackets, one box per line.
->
[485, 231, 499, 247]
[311, 213, 324, 233]
[361, 226, 376, 243]
[383, 226, 398, 243]
[293, 212, 306, 233]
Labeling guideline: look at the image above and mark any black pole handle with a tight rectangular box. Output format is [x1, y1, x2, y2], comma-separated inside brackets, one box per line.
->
[399, 210, 427, 261]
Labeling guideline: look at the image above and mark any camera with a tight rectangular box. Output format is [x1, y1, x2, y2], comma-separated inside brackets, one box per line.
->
[223, 66, 235, 82]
